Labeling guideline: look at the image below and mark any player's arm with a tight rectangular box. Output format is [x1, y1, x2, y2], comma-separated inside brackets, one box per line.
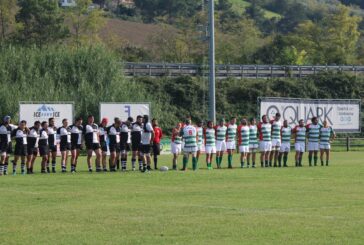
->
[331, 127, 336, 142]
[203, 128, 207, 145]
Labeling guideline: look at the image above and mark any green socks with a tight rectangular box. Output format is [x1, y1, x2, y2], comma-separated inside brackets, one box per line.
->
[228, 155, 232, 168]
[314, 156, 318, 166]
[192, 157, 197, 170]
[283, 155, 288, 166]
[182, 157, 188, 170]
[308, 155, 312, 166]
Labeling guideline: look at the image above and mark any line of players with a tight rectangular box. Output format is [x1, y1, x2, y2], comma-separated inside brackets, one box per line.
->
[170, 113, 336, 170]
[0, 115, 163, 175]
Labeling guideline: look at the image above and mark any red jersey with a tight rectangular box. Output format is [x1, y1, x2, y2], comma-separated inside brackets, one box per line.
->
[153, 126, 163, 144]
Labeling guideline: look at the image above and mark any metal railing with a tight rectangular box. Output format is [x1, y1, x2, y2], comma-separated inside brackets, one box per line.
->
[124, 62, 364, 79]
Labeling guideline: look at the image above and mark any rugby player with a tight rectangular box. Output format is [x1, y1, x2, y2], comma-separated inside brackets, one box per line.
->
[107, 117, 121, 172]
[152, 118, 163, 170]
[171, 123, 182, 170]
[57, 119, 71, 173]
[0, 116, 16, 175]
[120, 118, 131, 171]
[27, 121, 40, 174]
[99, 118, 108, 172]
[226, 117, 237, 169]
[293, 119, 306, 167]
[47, 117, 57, 173]
[196, 120, 204, 167]
[215, 118, 227, 169]
[247, 118, 258, 168]
[131, 116, 143, 171]
[39, 121, 49, 173]
[278, 120, 291, 167]
[84, 115, 101, 172]
[140, 115, 154, 172]
[13, 120, 29, 175]
[270, 113, 282, 167]
[237, 118, 250, 168]
[258, 115, 272, 168]
[70, 117, 83, 173]
[319, 120, 336, 166]
[181, 118, 198, 171]
[306, 117, 321, 166]
[204, 121, 215, 170]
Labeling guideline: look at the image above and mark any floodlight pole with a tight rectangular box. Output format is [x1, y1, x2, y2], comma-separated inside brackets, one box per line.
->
[208, 0, 216, 123]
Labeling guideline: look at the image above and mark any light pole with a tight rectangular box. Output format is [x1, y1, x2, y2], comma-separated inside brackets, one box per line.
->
[208, 0, 216, 123]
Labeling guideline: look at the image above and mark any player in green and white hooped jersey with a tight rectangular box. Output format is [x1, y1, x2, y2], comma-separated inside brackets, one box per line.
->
[181, 119, 199, 171]
[306, 117, 322, 166]
[247, 118, 258, 168]
[238, 119, 250, 168]
[293, 119, 306, 167]
[258, 115, 272, 168]
[204, 121, 216, 170]
[270, 113, 282, 167]
[226, 117, 237, 169]
[215, 118, 227, 169]
[278, 120, 292, 167]
[171, 123, 182, 170]
[319, 120, 336, 166]
[196, 120, 204, 166]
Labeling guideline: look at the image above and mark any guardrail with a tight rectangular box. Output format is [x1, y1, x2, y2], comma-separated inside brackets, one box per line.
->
[124, 62, 364, 79]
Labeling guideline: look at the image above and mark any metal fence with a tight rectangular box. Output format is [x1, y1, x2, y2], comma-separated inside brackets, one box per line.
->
[124, 62, 364, 79]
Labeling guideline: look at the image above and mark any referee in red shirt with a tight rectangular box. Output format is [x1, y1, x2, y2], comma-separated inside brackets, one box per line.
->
[152, 119, 163, 170]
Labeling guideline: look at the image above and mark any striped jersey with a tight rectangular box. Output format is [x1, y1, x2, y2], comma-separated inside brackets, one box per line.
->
[249, 125, 258, 145]
[215, 125, 227, 141]
[306, 124, 322, 143]
[258, 122, 271, 141]
[197, 127, 203, 146]
[270, 120, 282, 140]
[226, 124, 237, 142]
[320, 127, 335, 145]
[281, 126, 292, 143]
[293, 126, 306, 143]
[182, 125, 197, 148]
[204, 128, 215, 147]
[238, 125, 250, 146]
[171, 128, 182, 144]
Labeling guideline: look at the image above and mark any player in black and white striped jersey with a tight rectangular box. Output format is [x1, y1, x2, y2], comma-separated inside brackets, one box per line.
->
[47, 118, 57, 173]
[57, 119, 71, 173]
[38, 121, 49, 174]
[107, 117, 121, 172]
[13, 120, 29, 175]
[99, 118, 108, 172]
[0, 116, 17, 176]
[120, 118, 132, 171]
[84, 115, 102, 172]
[70, 117, 83, 173]
[26, 121, 40, 174]
[131, 116, 143, 171]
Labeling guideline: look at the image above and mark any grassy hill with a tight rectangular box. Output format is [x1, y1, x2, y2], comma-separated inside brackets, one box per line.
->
[228, 0, 282, 19]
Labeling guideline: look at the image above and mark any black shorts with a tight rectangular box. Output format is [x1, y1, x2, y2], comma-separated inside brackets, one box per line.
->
[132, 141, 141, 151]
[109, 143, 120, 153]
[86, 143, 100, 151]
[60, 143, 71, 152]
[71, 144, 82, 150]
[152, 143, 161, 156]
[49, 145, 57, 153]
[27, 145, 38, 156]
[126, 143, 131, 152]
[100, 141, 108, 152]
[15, 144, 28, 157]
[39, 145, 49, 156]
[0, 142, 12, 154]
[140, 144, 151, 154]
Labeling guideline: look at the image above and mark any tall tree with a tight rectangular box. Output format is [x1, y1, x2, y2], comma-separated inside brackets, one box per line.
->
[0, 0, 17, 42]
[67, 0, 106, 48]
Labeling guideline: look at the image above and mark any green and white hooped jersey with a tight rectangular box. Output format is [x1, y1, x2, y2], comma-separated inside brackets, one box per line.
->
[294, 126, 306, 143]
[205, 128, 216, 147]
[216, 125, 227, 141]
[271, 120, 282, 140]
[320, 127, 334, 145]
[197, 127, 203, 146]
[240, 126, 250, 146]
[226, 124, 237, 142]
[307, 124, 322, 143]
[173, 134, 182, 144]
[182, 125, 197, 148]
[281, 126, 292, 143]
[249, 125, 258, 145]
[259, 123, 271, 142]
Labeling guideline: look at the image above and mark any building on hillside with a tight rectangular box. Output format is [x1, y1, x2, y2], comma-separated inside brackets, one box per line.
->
[59, 0, 76, 7]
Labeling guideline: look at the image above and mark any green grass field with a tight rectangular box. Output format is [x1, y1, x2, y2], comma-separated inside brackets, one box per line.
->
[0, 152, 363, 245]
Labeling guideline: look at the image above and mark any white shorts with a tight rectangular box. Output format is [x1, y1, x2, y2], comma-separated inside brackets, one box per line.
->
[239, 146, 249, 153]
[183, 146, 197, 154]
[280, 142, 290, 153]
[249, 144, 259, 150]
[205, 146, 216, 154]
[271, 139, 281, 149]
[216, 140, 226, 152]
[197, 144, 203, 151]
[320, 144, 331, 150]
[259, 141, 272, 152]
[171, 143, 182, 154]
[295, 142, 305, 153]
[226, 141, 236, 150]
[308, 142, 319, 152]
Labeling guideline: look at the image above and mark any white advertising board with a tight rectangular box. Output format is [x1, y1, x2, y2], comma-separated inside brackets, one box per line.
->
[19, 102, 74, 127]
[100, 103, 151, 125]
[259, 98, 361, 132]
